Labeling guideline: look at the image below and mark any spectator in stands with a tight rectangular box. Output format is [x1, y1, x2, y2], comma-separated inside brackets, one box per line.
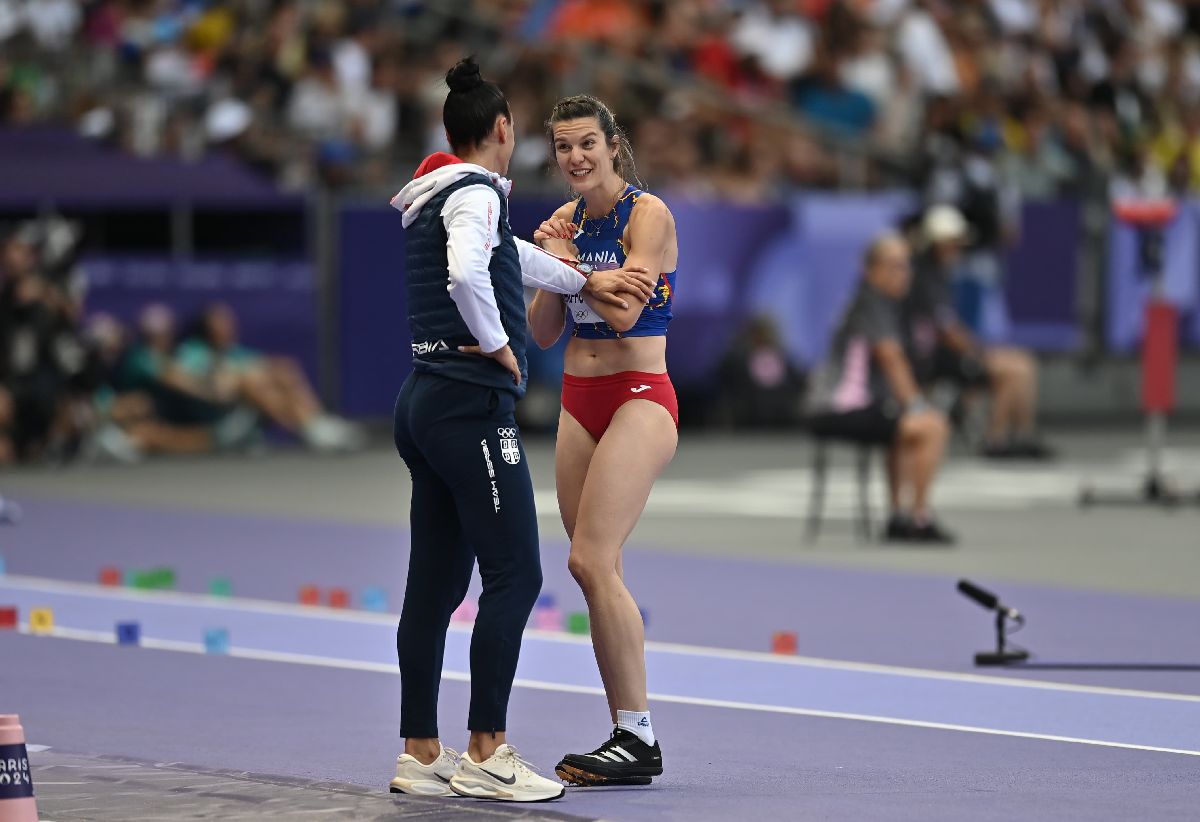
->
[174, 303, 365, 453]
[791, 44, 876, 137]
[89, 312, 256, 462]
[0, 229, 90, 462]
[120, 303, 246, 436]
[716, 315, 806, 429]
[907, 205, 1054, 459]
[807, 232, 954, 544]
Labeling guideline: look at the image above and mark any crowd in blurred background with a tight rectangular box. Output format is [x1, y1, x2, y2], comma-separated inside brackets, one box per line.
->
[0, 220, 364, 466]
[3, 0, 1197, 467]
[2, 0, 1199, 198]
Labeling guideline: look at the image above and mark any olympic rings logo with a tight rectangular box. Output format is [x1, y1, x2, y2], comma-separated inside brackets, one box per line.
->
[497, 428, 518, 439]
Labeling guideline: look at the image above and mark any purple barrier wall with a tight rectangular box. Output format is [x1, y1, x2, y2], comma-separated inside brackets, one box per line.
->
[337, 205, 410, 418]
[1003, 201, 1082, 352]
[82, 256, 319, 382]
[0, 128, 302, 208]
[334, 195, 1092, 417]
[747, 193, 916, 367]
[659, 197, 792, 382]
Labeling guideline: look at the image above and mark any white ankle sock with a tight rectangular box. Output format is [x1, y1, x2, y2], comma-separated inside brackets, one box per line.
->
[616, 710, 655, 746]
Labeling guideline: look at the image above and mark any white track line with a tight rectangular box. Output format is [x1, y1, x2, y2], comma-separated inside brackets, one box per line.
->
[5, 574, 1200, 705]
[15, 625, 1200, 759]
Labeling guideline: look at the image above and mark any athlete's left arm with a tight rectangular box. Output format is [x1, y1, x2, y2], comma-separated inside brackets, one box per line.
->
[582, 195, 674, 333]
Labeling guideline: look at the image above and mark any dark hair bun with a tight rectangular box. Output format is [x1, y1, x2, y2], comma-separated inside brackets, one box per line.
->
[446, 58, 482, 93]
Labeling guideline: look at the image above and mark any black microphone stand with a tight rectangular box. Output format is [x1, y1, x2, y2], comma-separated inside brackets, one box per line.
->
[974, 610, 1029, 666]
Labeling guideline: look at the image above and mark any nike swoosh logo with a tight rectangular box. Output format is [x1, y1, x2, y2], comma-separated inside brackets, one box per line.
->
[479, 767, 517, 785]
[435, 774, 451, 783]
[630, 385, 651, 393]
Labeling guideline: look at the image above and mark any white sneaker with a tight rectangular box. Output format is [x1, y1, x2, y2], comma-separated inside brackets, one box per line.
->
[449, 744, 565, 802]
[389, 745, 459, 796]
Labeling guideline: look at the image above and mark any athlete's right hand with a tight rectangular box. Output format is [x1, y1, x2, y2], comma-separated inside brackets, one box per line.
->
[535, 217, 577, 243]
[458, 343, 522, 386]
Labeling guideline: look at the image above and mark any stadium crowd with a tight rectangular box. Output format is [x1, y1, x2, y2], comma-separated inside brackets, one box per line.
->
[2, 0, 1195, 470]
[1, 0, 1198, 200]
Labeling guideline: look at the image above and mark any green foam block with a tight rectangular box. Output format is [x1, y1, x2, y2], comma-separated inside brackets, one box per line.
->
[566, 612, 590, 635]
[129, 567, 176, 590]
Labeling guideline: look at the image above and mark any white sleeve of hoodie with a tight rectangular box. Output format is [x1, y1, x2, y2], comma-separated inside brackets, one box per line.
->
[442, 185, 588, 354]
[442, 184, 510, 353]
[514, 237, 588, 294]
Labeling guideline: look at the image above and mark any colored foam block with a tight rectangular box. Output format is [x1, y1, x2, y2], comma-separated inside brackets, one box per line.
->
[204, 627, 230, 655]
[532, 606, 563, 631]
[0, 607, 16, 629]
[116, 622, 141, 646]
[771, 631, 798, 655]
[536, 593, 557, 609]
[450, 598, 478, 624]
[29, 608, 54, 635]
[99, 566, 122, 586]
[328, 588, 350, 609]
[361, 587, 388, 613]
[567, 612, 590, 635]
[0, 555, 6, 576]
[208, 577, 233, 598]
[298, 585, 320, 606]
[129, 567, 176, 590]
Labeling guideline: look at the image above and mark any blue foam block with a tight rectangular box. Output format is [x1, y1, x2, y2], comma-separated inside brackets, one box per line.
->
[116, 621, 140, 645]
[362, 587, 388, 612]
[536, 593, 557, 609]
[204, 627, 230, 655]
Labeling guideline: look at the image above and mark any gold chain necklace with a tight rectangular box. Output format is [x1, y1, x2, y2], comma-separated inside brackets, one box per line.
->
[579, 183, 629, 237]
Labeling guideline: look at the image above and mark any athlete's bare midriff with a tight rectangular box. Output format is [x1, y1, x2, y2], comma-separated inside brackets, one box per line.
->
[564, 335, 667, 378]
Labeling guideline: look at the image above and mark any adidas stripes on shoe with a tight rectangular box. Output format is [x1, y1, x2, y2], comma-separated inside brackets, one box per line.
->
[556, 728, 662, 787]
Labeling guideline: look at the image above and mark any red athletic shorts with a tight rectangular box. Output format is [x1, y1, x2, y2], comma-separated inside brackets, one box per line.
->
[561, 370, 679, 442]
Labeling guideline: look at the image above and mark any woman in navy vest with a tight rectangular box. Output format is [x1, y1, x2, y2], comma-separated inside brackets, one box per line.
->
[388, 60, 656, 803]
[527, 95, 679, 787]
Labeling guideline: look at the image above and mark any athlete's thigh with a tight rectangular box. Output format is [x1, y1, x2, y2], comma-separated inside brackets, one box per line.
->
[573, 400, 677, 557]
[555, 407, 597, 540]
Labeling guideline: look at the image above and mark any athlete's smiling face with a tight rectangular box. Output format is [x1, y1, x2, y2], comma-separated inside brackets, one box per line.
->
[552, 117, 619, 196]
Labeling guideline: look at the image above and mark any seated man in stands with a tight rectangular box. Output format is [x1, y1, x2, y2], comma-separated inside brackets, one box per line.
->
[908, 206, 1053, 459]
[174, 303, 364, 453]
[807, 232, 954, 544]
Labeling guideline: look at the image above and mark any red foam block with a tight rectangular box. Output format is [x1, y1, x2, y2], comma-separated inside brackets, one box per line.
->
[0, 607, 17, 629]
[771, 631, 798, 655]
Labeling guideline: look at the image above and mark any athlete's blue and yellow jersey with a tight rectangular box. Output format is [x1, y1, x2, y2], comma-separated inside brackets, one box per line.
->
[563, 185, 676, 339]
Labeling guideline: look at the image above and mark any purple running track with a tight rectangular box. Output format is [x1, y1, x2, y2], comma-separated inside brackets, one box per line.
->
[2, 631, 1197, 822]
[3, 496, 1200, 694]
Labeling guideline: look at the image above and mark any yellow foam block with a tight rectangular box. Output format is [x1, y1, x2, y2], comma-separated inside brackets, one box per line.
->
[29, 608, 54, 635]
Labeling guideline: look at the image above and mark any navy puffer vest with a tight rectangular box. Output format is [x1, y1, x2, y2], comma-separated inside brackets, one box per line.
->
[404, 173, 527, 397]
